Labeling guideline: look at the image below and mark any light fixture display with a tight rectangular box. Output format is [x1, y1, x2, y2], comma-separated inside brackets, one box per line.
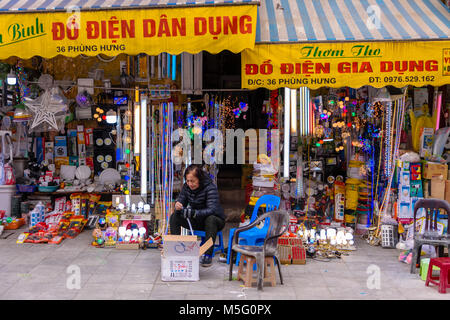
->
[134, 102, 141, 155]
[141, 96, 147, 197]
[290, 89, 297, 135]
[299, 87, 311, 136]
[284, 87, 290, 178]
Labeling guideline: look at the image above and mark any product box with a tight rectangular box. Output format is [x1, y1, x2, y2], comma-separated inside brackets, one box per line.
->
[67, 130, 78, 157]
[77, 125, 86, 158]
[161, 235, 212, 282]
[69, 156, 79, 167]
[54, 136, 67, 157]
[35, 137, 44, 163]
[445, 180, 450, 203]
[44, 142, 54, 163]
[54, 157, 69, 169]
[419, 128, 434, 158]
[431, 178, 445, 200]
[399, 185, 411, 202]
[277, 237, 306, 264]
[423, 162, 448, 179]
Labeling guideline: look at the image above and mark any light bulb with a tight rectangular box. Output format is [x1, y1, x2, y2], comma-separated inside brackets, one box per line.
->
[106, 109, 117, 124]
[7, 69, 17, 86]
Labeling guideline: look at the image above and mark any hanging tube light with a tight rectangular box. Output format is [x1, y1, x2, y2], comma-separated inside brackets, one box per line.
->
[290, 89, 297, 135]
[140, 96, 148, 197]
[284, 87, 291, 178]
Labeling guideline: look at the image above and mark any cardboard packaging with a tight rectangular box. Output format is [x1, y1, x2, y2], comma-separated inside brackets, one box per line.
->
[116, 243, 140, 250]
[423, 162, 448, 180]
[445, 180, 450, 203]
[161, 235, 213, 282]
[277, 237, 306, 265]
[419, 128, 434, 158]
[431, 178, 445, 200]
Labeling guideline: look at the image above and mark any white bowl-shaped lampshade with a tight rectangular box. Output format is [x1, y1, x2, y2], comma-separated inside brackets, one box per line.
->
[7, 69, 17, 86]
[106, 109, 117, 124]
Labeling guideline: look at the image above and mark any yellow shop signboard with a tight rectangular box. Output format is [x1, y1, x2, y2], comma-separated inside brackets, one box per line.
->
[0, 5, 257, 59]
[242, 41, 450, 90]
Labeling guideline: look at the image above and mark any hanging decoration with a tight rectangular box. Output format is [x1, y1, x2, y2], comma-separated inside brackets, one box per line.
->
[24, 86, 68, 132]
[76, 91, 93, 108]
[16, 60, 30, 99]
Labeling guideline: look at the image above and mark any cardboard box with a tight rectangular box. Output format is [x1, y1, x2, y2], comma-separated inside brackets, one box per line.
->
[423, 162, 448, 179]
[278, 245, 292, 264]
[445, 180, 450, 203]
[277, 237, 305, 264]
[116, 243, 140, 250]
[431, 178, 445, 200]
[291, 246, 306, 265]
[161, 235, 212, 282]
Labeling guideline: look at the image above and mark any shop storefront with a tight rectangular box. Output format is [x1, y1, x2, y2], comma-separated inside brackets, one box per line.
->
[0, 0, 448, 286]
[0, 0, 259, 247]
[239, 0, 449, 258]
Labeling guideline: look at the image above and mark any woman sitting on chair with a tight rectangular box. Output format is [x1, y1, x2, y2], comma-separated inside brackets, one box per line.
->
[170, 164, 225, 267]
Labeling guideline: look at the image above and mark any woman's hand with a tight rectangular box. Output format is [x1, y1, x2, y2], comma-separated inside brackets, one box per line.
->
[175, 201, 183, 211]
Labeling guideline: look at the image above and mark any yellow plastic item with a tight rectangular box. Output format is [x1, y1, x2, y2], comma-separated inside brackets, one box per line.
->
[409, 105, 437, 152]
[346, 178, 362, 185]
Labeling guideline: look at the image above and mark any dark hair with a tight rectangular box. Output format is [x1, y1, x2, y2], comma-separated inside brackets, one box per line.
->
[184, 164, 208, 185]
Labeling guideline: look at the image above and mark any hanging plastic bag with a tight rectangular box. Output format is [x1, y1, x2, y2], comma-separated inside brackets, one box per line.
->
[0, 158, 5, 185]
[3, 163, 15, 185]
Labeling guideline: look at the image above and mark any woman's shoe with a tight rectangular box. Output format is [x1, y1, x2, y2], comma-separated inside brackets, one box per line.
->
[201, 254, 212, 267]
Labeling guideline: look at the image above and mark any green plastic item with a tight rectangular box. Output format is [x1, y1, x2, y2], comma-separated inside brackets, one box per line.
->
[420, 258, 440, 281]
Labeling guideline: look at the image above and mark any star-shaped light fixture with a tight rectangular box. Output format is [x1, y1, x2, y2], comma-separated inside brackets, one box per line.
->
[25, 88, 66, 131]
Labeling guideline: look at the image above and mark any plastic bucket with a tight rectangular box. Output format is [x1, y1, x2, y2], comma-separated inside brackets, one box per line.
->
[0, 185, 17, 217]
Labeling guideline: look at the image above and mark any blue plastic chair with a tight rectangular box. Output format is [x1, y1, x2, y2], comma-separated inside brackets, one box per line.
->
[226, 195, 281, 266]
[193, 230, 224, 257]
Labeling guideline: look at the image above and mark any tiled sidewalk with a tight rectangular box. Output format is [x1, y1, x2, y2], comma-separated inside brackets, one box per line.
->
[0, 225, 449, 300]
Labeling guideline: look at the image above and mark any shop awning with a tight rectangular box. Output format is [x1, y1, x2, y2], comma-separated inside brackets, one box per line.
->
[0, 0, 259, 59]
[0, 0, 258, 12]
[242, 0, 450, 90]
[255, 0, 448, 43]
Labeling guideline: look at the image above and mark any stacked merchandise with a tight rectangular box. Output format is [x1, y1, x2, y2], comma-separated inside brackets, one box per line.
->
[355, 181, 372, 228]
[243, 154, 280, 221]
[16, 196, 100, 244]
[396, 161, 413, 221]
[344, 178, 360, 215]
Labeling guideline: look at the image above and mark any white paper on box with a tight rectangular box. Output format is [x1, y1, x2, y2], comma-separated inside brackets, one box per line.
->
[161, 256, 199, 282]
[160, 235, 212, 282]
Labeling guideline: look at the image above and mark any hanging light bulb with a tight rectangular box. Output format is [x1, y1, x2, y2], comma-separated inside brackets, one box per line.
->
[106, 109, 117, 124]
[7, 68, 17, 86]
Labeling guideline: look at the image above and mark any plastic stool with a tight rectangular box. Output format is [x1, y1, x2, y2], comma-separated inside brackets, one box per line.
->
[193, 230, 224, 257]
[425, 257, 450, 294]
[237, 255, 276, 288]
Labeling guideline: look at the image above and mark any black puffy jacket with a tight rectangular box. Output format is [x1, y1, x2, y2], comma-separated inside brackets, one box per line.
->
[176, 176, 225, 221]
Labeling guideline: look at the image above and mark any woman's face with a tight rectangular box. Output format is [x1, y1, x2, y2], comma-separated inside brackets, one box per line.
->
[186, 172, 200, 190]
